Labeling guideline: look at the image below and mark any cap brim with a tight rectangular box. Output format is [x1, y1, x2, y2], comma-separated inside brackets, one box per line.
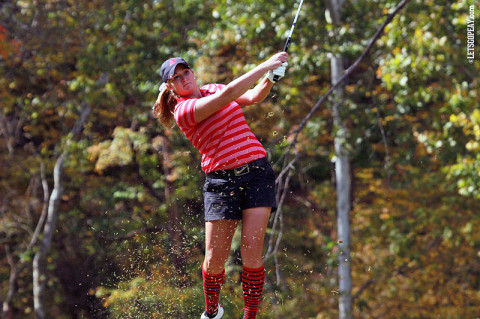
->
[167, 62, 189, 79]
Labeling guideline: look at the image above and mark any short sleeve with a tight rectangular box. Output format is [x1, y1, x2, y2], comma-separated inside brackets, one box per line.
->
[174, 83, 226, 130]
[174, 98, 197, 129]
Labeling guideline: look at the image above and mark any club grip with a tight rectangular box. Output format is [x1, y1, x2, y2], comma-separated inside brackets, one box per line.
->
[273, 38, 292, 82]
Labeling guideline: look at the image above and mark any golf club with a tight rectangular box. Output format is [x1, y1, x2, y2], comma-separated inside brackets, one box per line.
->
[273, 0, 304, 82]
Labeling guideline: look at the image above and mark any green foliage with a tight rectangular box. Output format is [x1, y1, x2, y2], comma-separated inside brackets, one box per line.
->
[0, 0, 479, 318]
[97, 276, 204, 318]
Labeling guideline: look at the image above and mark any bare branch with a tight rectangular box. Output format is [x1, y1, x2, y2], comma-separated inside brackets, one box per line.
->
[28, 162, 49, 249]
[290, 0, 412, 149]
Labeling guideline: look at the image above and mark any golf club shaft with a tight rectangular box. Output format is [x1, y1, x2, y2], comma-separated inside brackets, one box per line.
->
[274, 0, 304, 82]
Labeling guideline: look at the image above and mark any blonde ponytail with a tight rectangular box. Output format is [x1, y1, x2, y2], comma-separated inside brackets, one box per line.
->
[152, 86, 178, 126]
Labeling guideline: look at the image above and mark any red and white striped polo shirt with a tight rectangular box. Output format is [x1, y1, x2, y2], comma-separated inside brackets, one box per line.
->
[174, 83, 266, 173]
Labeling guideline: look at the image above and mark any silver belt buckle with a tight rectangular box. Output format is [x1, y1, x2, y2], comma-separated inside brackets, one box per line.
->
[234, 164, 250, 176]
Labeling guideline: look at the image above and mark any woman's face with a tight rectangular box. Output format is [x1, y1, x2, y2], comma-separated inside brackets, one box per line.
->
[168, 64, 197, 97]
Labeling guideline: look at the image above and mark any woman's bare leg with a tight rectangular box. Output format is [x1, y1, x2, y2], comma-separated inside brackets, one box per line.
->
[202, 219, 239, 316]
[240, 207, 271, 268]
[203, 219, 239, 274]
[240, 207, 271, 319]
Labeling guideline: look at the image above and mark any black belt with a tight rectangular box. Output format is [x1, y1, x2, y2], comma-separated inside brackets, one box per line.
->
[207, 157, 268, 178]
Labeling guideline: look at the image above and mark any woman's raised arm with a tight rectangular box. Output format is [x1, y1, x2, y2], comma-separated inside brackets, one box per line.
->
[194, 52, 288, 122]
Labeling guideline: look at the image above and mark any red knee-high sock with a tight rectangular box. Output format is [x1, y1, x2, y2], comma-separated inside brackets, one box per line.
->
[202, 267, 225, 315]
[242, 265, 265, 319]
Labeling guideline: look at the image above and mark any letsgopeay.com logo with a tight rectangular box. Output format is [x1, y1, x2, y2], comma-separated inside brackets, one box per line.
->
[467, 5, 475, 64]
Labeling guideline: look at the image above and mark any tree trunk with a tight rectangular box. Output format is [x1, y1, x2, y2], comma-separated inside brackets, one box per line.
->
[33, 154, 65, 319]
[32, 103, 90, 319]
[324, 0, 353, 318]
[331, 52, 353, 319]
[158, 133, 187, 281]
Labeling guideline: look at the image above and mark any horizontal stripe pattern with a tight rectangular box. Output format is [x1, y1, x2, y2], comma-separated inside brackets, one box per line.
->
[242, 265, 265, 319]
[203, 267, 225, 315]
[174, 83, 266, 173]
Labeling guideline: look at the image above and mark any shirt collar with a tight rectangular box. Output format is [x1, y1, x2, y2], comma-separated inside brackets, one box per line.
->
[175, 86, 212, 103]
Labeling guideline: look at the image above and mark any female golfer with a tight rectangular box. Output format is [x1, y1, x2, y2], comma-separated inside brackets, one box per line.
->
[153, 52, 288, 319]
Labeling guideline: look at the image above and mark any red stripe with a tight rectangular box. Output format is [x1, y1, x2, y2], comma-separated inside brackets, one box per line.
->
[215, 135, 259, 157]
[191, 103, 242, 150]
[196, 104, 241, 138]
[203, 128, 252, 154]
[218, 143, 264, 162]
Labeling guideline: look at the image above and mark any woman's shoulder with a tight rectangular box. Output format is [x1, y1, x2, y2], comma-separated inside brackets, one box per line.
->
[200, 83, 226, 94]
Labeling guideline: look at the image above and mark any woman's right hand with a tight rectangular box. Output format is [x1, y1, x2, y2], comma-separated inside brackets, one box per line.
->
[264, 52, 289, 70]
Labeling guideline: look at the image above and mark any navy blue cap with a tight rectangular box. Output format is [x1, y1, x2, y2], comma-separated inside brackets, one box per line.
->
[160, 57, 190, 82]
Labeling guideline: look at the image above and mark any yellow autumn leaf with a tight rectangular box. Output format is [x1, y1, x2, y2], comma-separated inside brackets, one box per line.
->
[449, 113, 458, 123]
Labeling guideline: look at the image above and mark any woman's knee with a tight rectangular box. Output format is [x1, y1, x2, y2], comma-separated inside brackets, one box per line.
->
[203, 248, 229, 273]
[240, 239, 264, 263]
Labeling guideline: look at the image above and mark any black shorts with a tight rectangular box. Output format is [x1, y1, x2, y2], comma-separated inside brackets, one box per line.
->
[203, 157, 277, 221]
